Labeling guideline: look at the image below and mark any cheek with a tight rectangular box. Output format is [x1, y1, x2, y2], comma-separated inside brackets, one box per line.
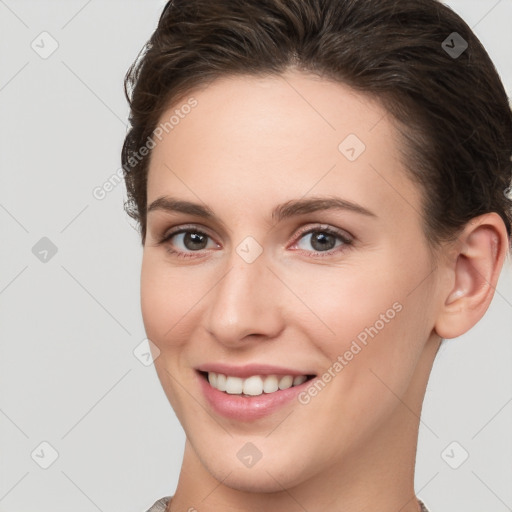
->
[293, 254, 433, 379]
[140, 254, 199, 347]
[140, 255, 202, 414]
[297, 293, 431, 451]
[283, 263, 401, 345]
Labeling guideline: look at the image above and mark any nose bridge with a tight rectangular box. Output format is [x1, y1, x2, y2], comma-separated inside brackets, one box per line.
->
[204, 245, 283, 344]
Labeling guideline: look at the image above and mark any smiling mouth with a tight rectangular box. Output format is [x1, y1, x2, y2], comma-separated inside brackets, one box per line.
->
[198, 370, 316, 397]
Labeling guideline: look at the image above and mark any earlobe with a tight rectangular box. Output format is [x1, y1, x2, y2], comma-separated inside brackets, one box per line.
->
[434, 213, 508, 339]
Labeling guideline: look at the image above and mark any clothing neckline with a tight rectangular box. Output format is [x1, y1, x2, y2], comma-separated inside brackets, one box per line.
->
[147, 496, 431, 512]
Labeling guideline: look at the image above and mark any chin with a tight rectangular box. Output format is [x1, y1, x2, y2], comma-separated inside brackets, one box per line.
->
[219, 468, 298, 494]
[198, 448, 310, 494]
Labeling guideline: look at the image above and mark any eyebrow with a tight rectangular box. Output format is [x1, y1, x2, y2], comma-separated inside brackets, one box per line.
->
[147, 195, 376, 223]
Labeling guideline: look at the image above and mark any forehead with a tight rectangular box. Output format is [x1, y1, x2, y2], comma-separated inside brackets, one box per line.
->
[147, 70, 423, 224]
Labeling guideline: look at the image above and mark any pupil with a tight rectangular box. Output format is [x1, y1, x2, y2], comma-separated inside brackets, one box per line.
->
[185, 232, 207, 250]
[311, 232, 335, 251]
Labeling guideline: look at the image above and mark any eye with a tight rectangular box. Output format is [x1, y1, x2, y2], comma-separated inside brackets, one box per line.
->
[158, 225, 219, 258]
[291, 225, 353, 256]
[156, 223, 353, 259]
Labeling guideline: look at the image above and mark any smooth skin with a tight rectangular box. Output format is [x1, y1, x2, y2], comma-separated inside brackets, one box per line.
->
[140, 70, 509, 512]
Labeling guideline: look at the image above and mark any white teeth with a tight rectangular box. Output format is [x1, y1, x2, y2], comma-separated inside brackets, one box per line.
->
[206, 372, 310, 396]
[216, 373, 227, 391]
[225, 376, 243, 394]
[262, 375, 279, 393]
[243, 375, 264, 396]
[278, 375, 293, 390]
[293, 375, 307, 386]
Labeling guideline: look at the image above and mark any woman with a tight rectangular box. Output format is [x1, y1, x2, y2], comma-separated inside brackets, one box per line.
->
[121, 0, 512, 511]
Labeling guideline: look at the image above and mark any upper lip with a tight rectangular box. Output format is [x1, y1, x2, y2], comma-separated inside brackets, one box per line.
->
[195, 363, 315, 379]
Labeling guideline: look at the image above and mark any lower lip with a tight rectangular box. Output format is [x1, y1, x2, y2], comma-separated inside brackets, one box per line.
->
[197, 372, 313, 421]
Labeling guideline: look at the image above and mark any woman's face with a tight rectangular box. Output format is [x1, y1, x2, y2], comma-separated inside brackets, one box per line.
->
[141, 70, 444, 492]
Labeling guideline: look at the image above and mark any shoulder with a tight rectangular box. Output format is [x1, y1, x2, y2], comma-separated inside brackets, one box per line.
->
[419, 500, 431, 512]
[144, 497, 172, 512]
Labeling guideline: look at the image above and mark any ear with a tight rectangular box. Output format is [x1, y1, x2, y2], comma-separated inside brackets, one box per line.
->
[434, 213, 510, 339]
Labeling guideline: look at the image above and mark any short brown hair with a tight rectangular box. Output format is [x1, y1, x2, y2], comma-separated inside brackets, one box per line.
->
[122, 0, 512, 247]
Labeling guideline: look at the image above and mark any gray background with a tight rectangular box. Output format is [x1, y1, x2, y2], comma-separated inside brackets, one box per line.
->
[0, 1, 511, 511]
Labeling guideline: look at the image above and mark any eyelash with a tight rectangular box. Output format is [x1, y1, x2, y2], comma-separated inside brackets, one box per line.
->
[156, 223, 354, 260]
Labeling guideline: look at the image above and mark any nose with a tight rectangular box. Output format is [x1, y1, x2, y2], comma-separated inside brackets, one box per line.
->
[203, 251, 285, 347]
